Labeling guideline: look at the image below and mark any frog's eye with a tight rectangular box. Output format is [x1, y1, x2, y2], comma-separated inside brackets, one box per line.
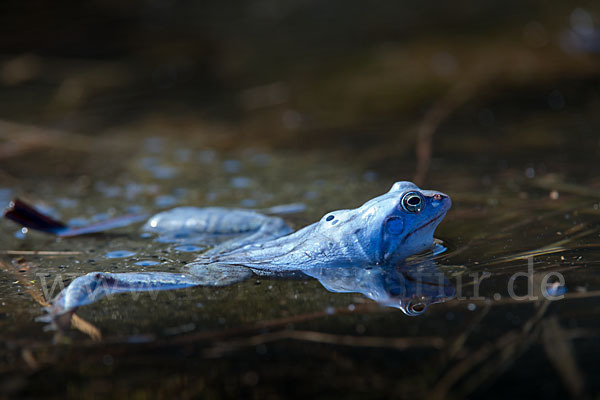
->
[401, 192, 424, 213]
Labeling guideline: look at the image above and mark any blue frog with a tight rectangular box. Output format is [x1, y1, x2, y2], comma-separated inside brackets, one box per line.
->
[4, 181, 453, 323]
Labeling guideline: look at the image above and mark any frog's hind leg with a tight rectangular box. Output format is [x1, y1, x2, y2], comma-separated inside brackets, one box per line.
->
[40, 272, 202, 323]
[204, 217, 293, 255]
[40, 267, 252, 330]
[143, 207, 293, 253]
[187, 262, 253, 286]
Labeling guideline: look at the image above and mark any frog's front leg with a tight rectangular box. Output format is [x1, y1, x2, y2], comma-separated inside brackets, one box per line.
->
[41, 264, 252, 326]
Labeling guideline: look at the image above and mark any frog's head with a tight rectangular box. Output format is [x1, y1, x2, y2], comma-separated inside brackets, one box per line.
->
[357, 181, 451, 263]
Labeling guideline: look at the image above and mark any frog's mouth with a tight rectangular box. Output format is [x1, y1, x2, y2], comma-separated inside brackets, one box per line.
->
[401, 213, 445, 244]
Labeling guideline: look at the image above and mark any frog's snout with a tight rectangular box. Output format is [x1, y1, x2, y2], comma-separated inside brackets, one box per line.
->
[431, 192, 451, 211]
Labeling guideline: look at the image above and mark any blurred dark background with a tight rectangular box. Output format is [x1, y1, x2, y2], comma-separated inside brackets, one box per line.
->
[1, 0, 599, 155]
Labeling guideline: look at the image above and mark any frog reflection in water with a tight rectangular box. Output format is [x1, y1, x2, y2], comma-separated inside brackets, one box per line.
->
[4, 181, 454, 324]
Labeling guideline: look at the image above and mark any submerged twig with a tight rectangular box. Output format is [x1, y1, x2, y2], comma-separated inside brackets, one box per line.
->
[163, 303, 382, 346]
[446, 303, 491, 360]
[541, 316, 585, 398]
[71, 315, 102, 342]
[531, 175, 600, 198]
[0, 257, 102, 341]
[204, 329, 445, 358]
[478, 227, 598, 267]
[0, 250, 82, 256]
[20, 348, 39, 370]
[429, 300, 550, 399]
[0, 119, 94, 156]
[414, 78, 478, 186]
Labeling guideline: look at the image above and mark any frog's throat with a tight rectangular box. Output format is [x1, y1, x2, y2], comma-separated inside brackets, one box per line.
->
[400, 213, 445, 244]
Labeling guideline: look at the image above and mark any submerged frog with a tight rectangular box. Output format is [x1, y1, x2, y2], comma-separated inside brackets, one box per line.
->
[4, 181, 453, 322]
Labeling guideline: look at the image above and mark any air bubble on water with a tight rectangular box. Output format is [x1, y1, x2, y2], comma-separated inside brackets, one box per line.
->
[126, 205, 145, 214]
[149, 165, 178, 179]
[264, 203, 306, 214]
[14, 227, 28, 239]
[205, 191, 218, 202]
[240, 198, 257, 207]
[173, 232, 191, 239]
[105, 250, 137, 259]
[174, 245, 204, 252]
[139, 157, 157, 168]
[173, 187, 188, 198]
[198, 149, 217, 164]
[222, 159, 241, 173]
[230, 176, 253, 188]
[134, 260, 160, 266]
[154, 195, 178, 207]
[304, 191, 319, 200]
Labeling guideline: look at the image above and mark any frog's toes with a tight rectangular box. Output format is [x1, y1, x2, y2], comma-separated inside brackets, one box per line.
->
[36, 305, 74, 332]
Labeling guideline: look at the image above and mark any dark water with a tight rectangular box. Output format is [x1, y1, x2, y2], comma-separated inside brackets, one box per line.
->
[1, 1, 600, 399]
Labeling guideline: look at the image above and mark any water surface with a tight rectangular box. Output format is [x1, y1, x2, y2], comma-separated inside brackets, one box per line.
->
[1, 2, 600, 398]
